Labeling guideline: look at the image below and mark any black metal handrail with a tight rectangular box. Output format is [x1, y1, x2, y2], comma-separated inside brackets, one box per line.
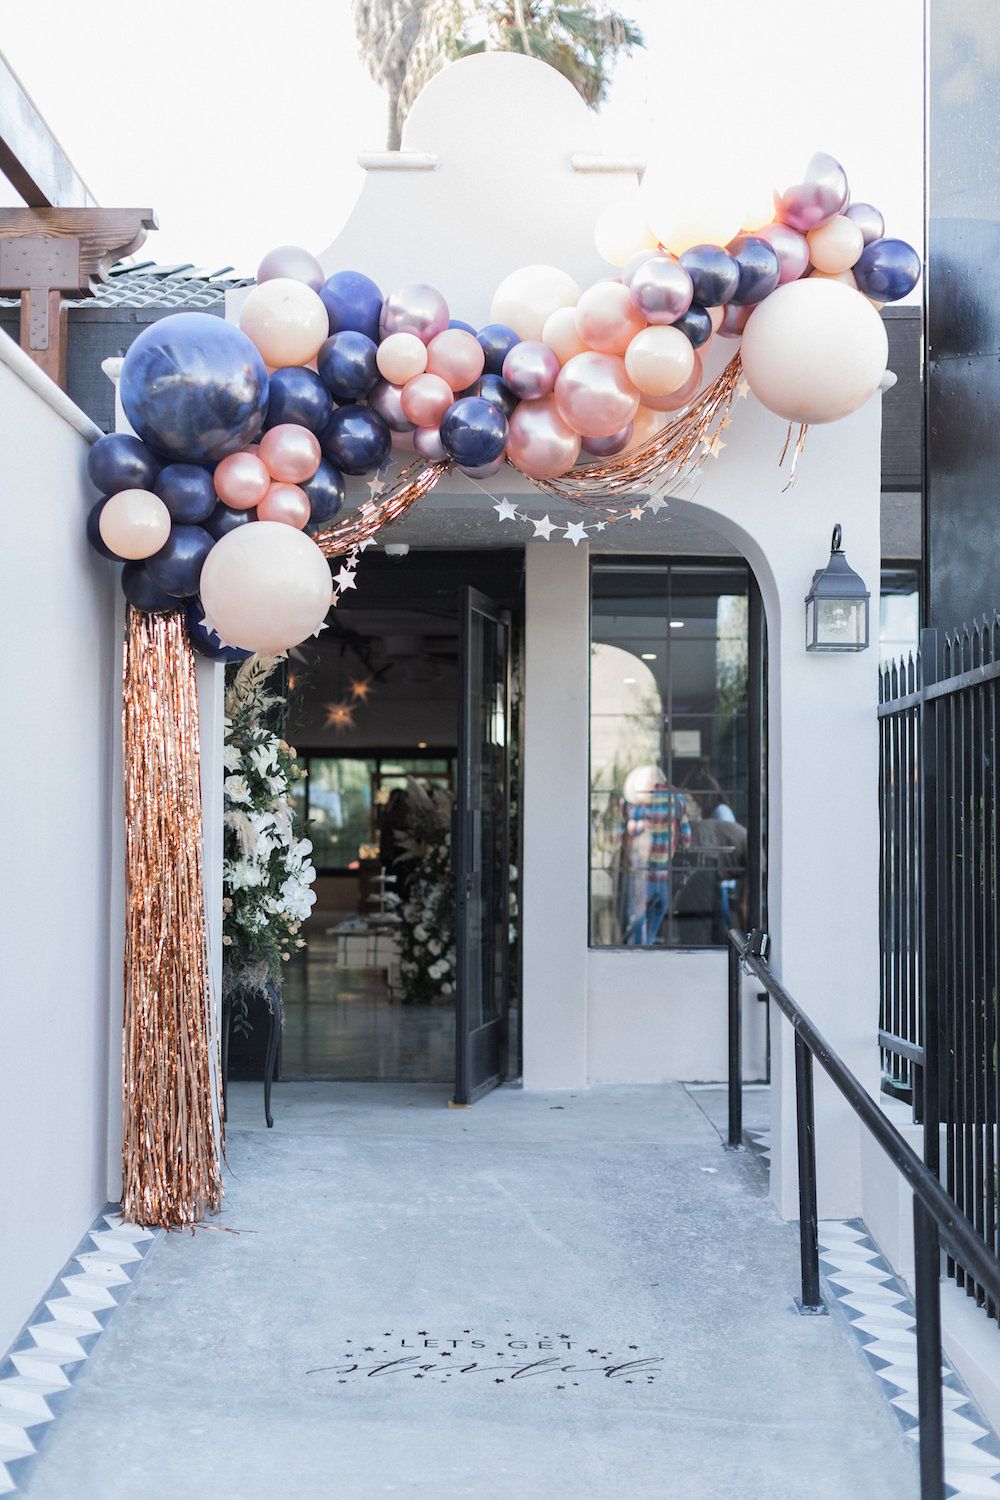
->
[728, 926, 1000, 1500]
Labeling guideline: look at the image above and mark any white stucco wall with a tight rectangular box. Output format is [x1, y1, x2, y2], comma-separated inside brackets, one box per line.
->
[0, 339, 115, 1353]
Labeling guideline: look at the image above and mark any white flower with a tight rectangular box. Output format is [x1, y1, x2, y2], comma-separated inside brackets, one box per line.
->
[414, 925, 428, 943]
[228, 859, 263, 890]
[224, 775, 251, 805]
[223, 744, 243, 772]
[428, 939, 442, 956]
[441, 982, 453, 995]
[250, 741, 278, 778]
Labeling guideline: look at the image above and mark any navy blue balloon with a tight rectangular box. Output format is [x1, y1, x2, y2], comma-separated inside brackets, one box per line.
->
[679, 245, 740, 307]
[122, 561, 177, 613]
[303, 458, 345, 526]
[467, 372, 518, 418]
[87, 433, 158, 495]
[185, 599, 251, 662]
[147, 524, 214, 599]
[265, 366, 334, 434]
[674, 306, 713, 348]
[119, 311, 268, 463]
[154, 463, 216, 524]
[319, 270, 383, 341]
[853, 238, 921, 303]
[449, 318, 477, 334]
[477, 323, 521, 375]
[86, 499, 118, 559]
[440, 397, 508, 467]
[728, 235, 781, 306]
[321, 405, 391, 476]
[204, 501, 256, 540]
[317, 331, 379, 402]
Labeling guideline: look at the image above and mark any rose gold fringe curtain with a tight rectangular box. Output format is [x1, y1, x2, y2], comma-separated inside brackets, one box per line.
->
[121, 607, 222, 1228]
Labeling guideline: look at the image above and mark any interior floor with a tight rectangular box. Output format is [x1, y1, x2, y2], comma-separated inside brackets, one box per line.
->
[280, 933, 455, 1082]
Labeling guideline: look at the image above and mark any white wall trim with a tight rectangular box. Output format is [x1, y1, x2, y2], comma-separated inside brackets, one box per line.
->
[0, 331, 103, 445]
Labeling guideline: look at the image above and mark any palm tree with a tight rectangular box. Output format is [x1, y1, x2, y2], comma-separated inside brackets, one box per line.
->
[353, 0, 644, 150]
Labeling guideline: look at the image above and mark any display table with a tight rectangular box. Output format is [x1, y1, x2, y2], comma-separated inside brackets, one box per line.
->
[331, 918, 403, 989]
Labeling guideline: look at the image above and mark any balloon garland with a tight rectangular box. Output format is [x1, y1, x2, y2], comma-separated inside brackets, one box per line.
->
[85, 152, 917, 1226]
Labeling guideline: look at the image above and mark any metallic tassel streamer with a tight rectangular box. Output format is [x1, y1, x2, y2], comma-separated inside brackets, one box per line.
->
[314, 459, 449, 558]
[121, 607, 222, 1229]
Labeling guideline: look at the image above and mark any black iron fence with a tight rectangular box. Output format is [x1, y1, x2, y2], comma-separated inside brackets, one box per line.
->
[878, 619, 1000, 1314]
[728, 928, 1000, 1500]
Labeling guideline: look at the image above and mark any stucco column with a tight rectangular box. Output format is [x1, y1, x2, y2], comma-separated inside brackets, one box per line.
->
[521, 541, 590, 1088]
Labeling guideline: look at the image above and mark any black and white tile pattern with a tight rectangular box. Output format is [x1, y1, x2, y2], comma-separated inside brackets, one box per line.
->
[0, 1208, 159, 1495]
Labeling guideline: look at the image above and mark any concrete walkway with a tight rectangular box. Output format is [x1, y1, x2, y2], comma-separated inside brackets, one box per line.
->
[26, 1082, 918, 1499]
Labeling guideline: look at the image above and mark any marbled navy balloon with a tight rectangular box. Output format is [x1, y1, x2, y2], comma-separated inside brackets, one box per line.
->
[317, 331, 380, 402]
[679, 245, 740, 308]
[304, 458, 345, 527]
[154, 463, 217, 524]
[728, 236, 782, 306]
[185, 599, 252, 662]
[147, 524, 215, 598]
[321, 405, 391, 475]
[265, 366, 334, 434]
[319, 270, 383, 342]
[120, 312, 268, 464]
[121, 561, 177, 613]
[204, 501, 256, 540]
[87, 433, 159, 495]
[440, 397, 508, 468]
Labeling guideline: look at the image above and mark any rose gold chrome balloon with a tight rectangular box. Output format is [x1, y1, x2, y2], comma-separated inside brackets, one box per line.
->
[257, 481, 311, 528]
[426, 328, 485, 390]
[400, 373, 454, 427]
[507, 395, 581, 479]
[214, 451, 272, 510]
[554, 351, 640, 438]
[258, 423, 322, 484]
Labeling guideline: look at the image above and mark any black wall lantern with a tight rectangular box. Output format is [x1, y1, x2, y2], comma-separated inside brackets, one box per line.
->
[805, 525, 871, 652]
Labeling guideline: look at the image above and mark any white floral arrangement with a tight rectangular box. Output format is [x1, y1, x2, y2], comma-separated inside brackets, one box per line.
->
[222, 655, 316, 995]
[394, 782, 457, 1005]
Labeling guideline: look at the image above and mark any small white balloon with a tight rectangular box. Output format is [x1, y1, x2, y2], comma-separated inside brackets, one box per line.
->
[740, 278, 889, 425]
[594, 199, 658, 268]
[199, 522, 333, 652]
[490, 264, 581, 342]
[238, 279, 329, 367]
[98, 488, 171, 559]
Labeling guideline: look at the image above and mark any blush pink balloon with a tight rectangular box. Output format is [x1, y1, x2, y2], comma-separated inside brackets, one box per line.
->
[638, 352, 703, 411]
[501, 340, 560, 399]
[413, 425, 448, 461]
[756, 222, 813, 284]
[507, 395, 581, 479]
[214, 450, 272, 510]
[376, 331, 427, 385]
[426, 328, 485, 390]
[574, 281, 646, 354]
[554, 351, 640, 438]
[257, 481, 311, 528]
[400, 373, 454, 427]
[258, 423, 322, 484]
[581, 423, 633, 457]
[98, 488, 171, 559]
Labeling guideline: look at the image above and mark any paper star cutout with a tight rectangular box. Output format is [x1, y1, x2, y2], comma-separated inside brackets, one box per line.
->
[532, 514, 556, 540]
[334, 567, 357, 592]
[349, 678, 373, 701]
[646, 494, 668, 514]
[595, 521, 607, 532]
[706, 433, 727, 458]
[324, 702, 356, 730]
[629, 506, 644, 521]
[494, 496, 519, 523]
[356, 536, 376, 552]
[312, 620, 328, 638]
[737, 378, 750, 399]
[564, 521, 587, 546]
[720, 413, 733, 429]
[368, 474, 387, 499]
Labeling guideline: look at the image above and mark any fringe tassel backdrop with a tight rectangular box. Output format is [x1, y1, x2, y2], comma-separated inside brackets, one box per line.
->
[121, 606, 223, 1228]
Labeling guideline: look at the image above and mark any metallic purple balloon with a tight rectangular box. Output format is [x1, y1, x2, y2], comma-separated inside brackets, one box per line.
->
[501, 340, 560, 400]
[755, 222, 811, 285]
[413, 425, 448, 461]
[368, 378, 416, 433]
[256, 244, 325, 292]
[379, 283, 450, 344]
[775, 152, 849, 233]
[718, 304, 752, 339]
[460, 454, 507, 478]
[629, 255, 694, 325]
[844, 201, 886, 247]
[622, 247, 660, 286]
[581, 422, 633, 456]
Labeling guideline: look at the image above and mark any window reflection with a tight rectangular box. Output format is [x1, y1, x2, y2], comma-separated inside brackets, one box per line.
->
[590, 563, 751, 949]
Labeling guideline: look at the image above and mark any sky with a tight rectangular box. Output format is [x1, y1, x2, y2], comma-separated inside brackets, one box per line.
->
[1, 0, 923, 289]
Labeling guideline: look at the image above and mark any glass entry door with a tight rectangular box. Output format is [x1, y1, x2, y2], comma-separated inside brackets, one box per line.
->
[454, 588, 511, 1104]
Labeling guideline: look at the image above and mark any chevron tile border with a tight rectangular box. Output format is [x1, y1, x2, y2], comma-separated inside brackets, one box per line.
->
[0, 1206, 161, 1495]
[817, 1220, 1000, 1500]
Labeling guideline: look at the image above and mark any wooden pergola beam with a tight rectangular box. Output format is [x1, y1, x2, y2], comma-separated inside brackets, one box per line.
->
[0, 50, 96, 208]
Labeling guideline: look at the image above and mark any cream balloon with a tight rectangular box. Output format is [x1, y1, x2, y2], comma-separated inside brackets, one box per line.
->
[807, 215, 865, 275]
[98, 488, 171, 559]
[574, 282, 646, 356]
[238, 279, 328, 367]
[624, 326, 695, 398]
[740, 278, 889, 424]
[376, 331, 427, 385]
[199, 522, 333, 652]
[640, 159, 744, 258]
[594, 199, 658, 268]
[490, 264, 581, 342]
[623, 405, 668, 453]
[542, 306, 588, 365]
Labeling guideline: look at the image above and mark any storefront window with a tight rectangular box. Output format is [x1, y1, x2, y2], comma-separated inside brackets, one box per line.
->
[590, 562, 751, 949]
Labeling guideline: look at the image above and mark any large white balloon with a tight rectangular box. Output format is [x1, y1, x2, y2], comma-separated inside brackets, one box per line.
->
[199, 522, 332, 652]
[594, 199, 658, 268]
[740, 279, 888, 425]
[490, 265, 581, 342]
